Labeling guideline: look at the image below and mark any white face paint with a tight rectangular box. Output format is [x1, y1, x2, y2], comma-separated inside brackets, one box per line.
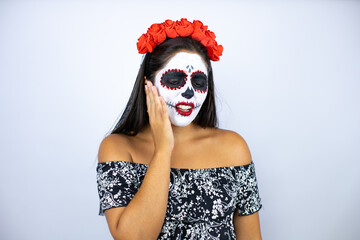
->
[154, 51, 208, 127]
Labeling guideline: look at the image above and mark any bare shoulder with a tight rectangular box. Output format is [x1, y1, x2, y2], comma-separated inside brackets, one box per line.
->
[98, 133, 133, 163]
[213, 128, 253, 166]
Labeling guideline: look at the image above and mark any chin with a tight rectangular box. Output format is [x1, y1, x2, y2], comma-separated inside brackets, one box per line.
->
[168, 106, 200, 127]
[170, 118, 193, 127]
[169, 114, 197, 127]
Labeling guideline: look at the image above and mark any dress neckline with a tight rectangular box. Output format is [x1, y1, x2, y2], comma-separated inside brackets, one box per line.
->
[98, 160, 254, 171]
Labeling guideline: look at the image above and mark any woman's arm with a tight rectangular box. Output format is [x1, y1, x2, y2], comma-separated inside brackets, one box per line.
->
[224, 131, 262, 239]
[99, 81, 174, 240]
[99, 137, 171, 240]
[233, 211, 262, 240]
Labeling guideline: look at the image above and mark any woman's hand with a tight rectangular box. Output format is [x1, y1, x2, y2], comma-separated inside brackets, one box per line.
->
[145, 80, 174, 154]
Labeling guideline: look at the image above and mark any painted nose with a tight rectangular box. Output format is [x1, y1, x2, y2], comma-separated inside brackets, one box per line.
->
[181, 87, 194, 99]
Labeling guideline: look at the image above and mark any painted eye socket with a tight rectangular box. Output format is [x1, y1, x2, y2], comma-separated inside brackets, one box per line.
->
[160, 69, 187, 90]
[190, 71, 208, 93]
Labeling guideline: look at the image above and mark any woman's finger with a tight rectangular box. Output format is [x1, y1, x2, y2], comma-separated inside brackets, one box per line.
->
[148, 81, 160, 116]
[145, 84, 150, 109]
[152, 85, 162, 115]
[145, 83, 153, 116]
[160, 96, 169, 118]
[148, 82, 155, 117]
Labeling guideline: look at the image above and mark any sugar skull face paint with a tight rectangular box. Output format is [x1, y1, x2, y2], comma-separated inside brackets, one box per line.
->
[154, 51, 208, 127]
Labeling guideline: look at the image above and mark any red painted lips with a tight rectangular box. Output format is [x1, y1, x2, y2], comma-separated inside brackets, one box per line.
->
[175, 102, 194, 116]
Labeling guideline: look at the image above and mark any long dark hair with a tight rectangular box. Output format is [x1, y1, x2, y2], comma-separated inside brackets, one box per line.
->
[110, 37, 218, 136]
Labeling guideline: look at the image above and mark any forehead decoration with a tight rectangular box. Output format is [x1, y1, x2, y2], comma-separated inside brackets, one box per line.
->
[137, 18, 223, 61]
[186, 65, 194, 73]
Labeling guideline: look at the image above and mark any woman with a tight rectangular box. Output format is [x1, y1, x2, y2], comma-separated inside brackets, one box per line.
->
[97, 18, 263, 240]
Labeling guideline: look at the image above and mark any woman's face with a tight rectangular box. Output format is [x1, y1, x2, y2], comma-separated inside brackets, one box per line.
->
[154, 51, 208, 127]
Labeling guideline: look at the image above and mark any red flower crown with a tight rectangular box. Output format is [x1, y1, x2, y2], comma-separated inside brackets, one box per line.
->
[136, 18, 223, 61]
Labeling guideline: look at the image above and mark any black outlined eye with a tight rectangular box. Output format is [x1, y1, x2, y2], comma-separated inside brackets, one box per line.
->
[169, 79, 181, 85]
[190, 71, 207, 93]
[193, 81, 202, 87]
[160, 69, 187, 90]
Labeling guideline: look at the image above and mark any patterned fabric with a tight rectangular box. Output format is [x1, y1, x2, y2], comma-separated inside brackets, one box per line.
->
[97, 161, 263, 240]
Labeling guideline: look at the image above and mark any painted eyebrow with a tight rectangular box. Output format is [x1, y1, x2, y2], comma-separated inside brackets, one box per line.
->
[161, 69, 187, 77]
[161, 69, 187, 82]
[190, 70, 207, 79]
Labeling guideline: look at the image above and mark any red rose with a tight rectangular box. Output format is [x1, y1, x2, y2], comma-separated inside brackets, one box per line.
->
[191, 20, 208, 41]
[137, 33, 156, 54]
[148, 23, 166, 44]
[163, 20, 178, 38]
[207, 42, 223, 61]
[175, 18, 194, 37]
[200, 30, 216, 47]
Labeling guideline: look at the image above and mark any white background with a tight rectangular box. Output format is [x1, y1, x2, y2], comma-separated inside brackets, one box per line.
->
[1, 0, 359, 239]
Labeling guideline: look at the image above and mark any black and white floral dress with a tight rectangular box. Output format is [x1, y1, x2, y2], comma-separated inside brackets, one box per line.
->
[96, 161, 263, 240]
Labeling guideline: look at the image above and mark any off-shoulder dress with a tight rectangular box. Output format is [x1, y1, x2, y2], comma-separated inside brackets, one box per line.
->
[96, 160, 263, 240]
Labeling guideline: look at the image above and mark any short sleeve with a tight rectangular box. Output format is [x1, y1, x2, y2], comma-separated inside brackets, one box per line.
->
[235, 162, 263, 216]
[96, 161, 139, 216]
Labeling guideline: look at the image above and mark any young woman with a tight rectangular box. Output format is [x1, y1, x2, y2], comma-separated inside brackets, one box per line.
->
[97, 18, 263, 240]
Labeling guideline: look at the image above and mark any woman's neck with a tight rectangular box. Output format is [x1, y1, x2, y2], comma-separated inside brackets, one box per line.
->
[171, 123, 199, 143]
[138, 123, 205, 144]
